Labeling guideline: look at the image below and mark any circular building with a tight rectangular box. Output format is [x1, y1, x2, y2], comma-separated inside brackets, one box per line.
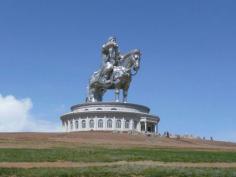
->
[60, 102, 160, 134]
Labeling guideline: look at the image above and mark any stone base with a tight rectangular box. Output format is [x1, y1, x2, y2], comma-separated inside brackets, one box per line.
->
[60, 102, 160, 133]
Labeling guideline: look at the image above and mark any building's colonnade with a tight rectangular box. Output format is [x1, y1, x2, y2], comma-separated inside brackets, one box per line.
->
[62, 116, 158, 133]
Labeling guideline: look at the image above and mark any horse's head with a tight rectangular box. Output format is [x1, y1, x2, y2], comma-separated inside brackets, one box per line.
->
[131, 49, 141, 74]
[118, 49, 141, 77]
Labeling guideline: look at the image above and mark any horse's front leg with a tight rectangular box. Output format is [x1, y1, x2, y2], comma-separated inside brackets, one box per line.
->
[122, 89, 128, 103]
[115, 88, 120, 102]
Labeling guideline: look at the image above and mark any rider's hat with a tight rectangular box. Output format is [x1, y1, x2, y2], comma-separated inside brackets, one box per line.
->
[108, 36, 117, 43]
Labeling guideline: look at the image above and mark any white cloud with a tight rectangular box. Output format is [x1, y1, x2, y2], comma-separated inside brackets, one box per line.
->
[0, 94, 61, 132]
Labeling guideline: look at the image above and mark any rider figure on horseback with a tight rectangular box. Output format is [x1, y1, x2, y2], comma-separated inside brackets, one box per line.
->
[99, 36, 121, 85]
[87, 37, 141, 103]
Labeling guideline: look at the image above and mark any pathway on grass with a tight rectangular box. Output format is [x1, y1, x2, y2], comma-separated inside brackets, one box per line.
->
[0, 161, 236, 169]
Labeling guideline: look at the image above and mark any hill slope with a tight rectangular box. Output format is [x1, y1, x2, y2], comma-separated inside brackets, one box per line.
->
[0, 132, 235, 150]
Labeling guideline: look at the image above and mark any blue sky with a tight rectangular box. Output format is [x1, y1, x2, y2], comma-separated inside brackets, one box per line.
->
[0, 0, 236, 141]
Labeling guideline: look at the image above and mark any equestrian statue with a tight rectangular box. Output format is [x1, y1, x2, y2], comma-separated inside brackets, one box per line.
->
[86, 37, 141, 103]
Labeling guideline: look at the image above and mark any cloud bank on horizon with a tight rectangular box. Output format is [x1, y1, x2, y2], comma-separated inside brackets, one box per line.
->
[0, 94, 61, 132]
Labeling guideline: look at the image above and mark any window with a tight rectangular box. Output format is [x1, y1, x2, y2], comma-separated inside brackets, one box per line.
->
[82, 120, 86, 128]
[96, 108, 102, 110]
[75, 120, 79, 129]
[116, 119, 121, 129]
[107, 119, 112, 128]
[98, 119, 103, 128]
[111, 108, 117, 110]
[125, 120, 129, 129]
[70, 120, 73, 130]
[89, 119, 94, 128]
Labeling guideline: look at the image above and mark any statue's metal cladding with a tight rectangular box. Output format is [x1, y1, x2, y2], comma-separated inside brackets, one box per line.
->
[60, 37, 160, 134]
[86, 37, 141, 103]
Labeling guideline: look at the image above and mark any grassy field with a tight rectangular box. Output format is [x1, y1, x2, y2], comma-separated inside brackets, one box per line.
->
[0, 132, 236, 176]
[0, 147, 236, 163]
[0, 166, 236, 177]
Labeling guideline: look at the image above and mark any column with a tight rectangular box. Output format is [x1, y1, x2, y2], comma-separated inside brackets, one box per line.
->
[68, 120, 70, 132]
[121, 117, 125, 132]
[137, 121, 141, 132]
[144, 121, 147, 133]
[86, 116, 89, 131]
[113, 117, 116, 131]
[70, 119, 73, 132]
[68, 120, 71, 132]
[62, 120, 65, 132]
[104, 116, 107, 131]
[131, 119, 134, 131]
[155, 124, 158, 134]
[72, 118, 75, 132]
[95, 116, 97, 130]
[78, 117, 81, 130]
[64, 120, 67, 132]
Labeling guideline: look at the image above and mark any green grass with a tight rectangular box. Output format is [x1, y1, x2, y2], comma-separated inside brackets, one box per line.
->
[0, 166, 236, 177]
[0, 147, 236, 162]
[0, 147, 236, 176]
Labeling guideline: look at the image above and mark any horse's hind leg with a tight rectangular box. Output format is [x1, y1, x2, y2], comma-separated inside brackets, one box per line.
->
[87, 86, 96, 102]
[115, 88, 120, 102]
[122, 82, 130, 103]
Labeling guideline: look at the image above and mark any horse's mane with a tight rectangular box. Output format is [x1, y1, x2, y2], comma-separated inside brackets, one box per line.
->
[122, 49, 141, 59]
[118, 49, 141, 67]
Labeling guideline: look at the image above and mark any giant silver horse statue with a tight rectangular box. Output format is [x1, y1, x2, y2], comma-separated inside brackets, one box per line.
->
[86, 37, 141, 103]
